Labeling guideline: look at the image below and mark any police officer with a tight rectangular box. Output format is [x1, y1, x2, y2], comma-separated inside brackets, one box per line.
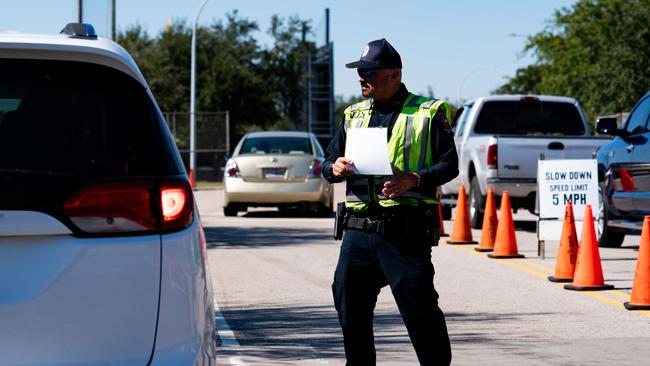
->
[323, 39, 458, 365]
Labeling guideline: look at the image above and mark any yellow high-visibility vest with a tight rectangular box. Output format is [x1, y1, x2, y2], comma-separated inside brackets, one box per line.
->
[343, 93, 450, 212]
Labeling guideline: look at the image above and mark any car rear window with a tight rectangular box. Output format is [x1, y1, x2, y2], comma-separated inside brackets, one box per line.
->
[0, 58, 183, 213]
[474, 101, 585, 136]
[239, 136, 313, 155]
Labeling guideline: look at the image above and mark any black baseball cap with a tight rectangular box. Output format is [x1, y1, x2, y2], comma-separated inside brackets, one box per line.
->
[345, 38, 402, 69]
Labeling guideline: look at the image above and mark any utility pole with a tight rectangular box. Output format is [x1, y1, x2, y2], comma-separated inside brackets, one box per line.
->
[111, 0, 116, 40]
[190, 0, 210, 179]
[77, 0, 83, 23]
[326, 8, 334, 138]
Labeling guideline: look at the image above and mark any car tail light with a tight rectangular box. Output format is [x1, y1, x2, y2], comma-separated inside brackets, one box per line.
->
[225, 159, 239, 177]
[160, 179, 194, 231]
[64, 179, 193, 235]
[309, 159, 322, 177]
[487, 144, 498, 169]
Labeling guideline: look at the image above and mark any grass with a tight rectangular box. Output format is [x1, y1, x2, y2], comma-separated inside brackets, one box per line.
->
[195, 180, 223, 189]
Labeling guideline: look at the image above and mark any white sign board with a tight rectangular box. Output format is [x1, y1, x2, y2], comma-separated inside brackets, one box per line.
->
[537, 159, 598, 220]
[345, 128, 393, 175]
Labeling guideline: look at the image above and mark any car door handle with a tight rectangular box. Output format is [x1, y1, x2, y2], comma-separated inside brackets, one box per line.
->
[626, 144, 635, 152]
[548, 142, 564, 150]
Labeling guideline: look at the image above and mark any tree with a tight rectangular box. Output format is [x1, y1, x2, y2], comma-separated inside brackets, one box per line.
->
[261, 15, 315, 130]
[117, 23, 191, 113]
[494, 64, 547, 95]
[197, 11, 279, 137]
[496, 0, 650, 120]
[117, 11, 316, 143]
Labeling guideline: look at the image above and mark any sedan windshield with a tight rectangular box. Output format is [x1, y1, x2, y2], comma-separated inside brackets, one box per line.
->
[240, 136, 313, 155]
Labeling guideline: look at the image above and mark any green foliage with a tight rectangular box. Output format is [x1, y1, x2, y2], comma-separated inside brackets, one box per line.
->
[496, 0, 650, 120]
[261, 15, 315, 130]
[117, 11, 313, 142]
[494, 64, 547, 95]
[196, 11, 279, 138]
[118, 23, 191, 112]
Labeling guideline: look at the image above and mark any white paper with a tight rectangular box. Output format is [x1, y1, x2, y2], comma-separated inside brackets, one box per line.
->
[345, 128, 393, 175]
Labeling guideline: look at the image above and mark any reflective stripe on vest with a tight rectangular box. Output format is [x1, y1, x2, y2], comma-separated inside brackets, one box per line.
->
[342, 93, 444, 212]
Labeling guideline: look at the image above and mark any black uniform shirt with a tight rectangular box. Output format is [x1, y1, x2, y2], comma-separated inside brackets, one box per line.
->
[322, 83, 459, 198]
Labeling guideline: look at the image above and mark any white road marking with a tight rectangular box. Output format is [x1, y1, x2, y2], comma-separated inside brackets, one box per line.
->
[307, 346, 329, 364]
[215, 298, 249, 365]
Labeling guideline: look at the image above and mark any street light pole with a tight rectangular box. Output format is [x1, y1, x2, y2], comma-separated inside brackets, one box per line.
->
[111, 0, 116, 40]
[190, 0, 210, 179]
[457, 66, 498, 105]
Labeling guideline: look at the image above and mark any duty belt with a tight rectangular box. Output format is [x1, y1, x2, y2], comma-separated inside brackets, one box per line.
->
[344, 216, 385, 234]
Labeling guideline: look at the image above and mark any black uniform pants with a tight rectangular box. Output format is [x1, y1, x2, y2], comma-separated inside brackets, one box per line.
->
[332, 228, 451, 366]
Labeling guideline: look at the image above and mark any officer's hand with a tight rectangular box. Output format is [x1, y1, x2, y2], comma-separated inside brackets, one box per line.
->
[382, 172, 419, 198]
[332, 157, 355, 177]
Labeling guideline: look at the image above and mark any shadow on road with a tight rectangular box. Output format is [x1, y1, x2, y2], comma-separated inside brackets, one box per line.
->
[513, 219, 537, 232]
[218, 303, 346, 359]
[204, 226, 332, 249]
[217, 303, 558, 360]
[242, 210, 334, 219]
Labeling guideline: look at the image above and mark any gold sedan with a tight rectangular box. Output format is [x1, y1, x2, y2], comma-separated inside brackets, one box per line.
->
[222, 131, 333, 216]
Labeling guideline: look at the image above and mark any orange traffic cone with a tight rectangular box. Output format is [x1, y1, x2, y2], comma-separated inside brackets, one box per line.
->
[564, 205, 614, 291]
[447, 185, 477, 244]
[189, 169, 196, 188]
[488, 191, 524, 259]
[548, 202, 579, 282]
[620, 167, 635, 192]
[438, 204, 448, 237]
[475, 188, 498, 252]
[625, 216, 650, 310]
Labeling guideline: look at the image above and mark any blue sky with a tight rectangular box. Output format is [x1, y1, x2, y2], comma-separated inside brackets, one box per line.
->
[1, 0, 577, 103]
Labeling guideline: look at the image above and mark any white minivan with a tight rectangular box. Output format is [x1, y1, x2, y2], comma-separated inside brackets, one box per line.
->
[0, 24, 216, 365]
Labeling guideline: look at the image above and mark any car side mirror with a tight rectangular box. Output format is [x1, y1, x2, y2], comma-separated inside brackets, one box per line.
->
[596, 117, 621, 136]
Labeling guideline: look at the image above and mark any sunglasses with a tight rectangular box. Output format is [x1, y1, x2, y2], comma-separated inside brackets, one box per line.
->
[357, 68, 378, 78]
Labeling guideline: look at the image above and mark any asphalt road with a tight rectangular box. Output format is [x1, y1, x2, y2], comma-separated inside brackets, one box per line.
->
[197, 186, 650, 366]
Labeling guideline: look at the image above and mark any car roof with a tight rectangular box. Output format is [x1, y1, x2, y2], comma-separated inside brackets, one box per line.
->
[467, 94, 578, 105]
[0, 32, 147, 87]
[244, 131, 314, 138]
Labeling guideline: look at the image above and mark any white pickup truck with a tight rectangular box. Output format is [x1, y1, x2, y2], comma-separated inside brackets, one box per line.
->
[441, 95, 610, 228]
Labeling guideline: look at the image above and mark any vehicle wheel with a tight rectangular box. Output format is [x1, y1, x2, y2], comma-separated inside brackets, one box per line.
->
[441, 204, 452, 220]
[597, 184, 626, 248]
[469, 176, 485, 229]
[223, 205, 239, 217]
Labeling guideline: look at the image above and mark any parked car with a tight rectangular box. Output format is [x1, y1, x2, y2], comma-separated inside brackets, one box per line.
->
[0, 24, 216, 364]
[595, 91, 650, 247]
[441, 95, 609, 228]
[223, 131, 333, 216]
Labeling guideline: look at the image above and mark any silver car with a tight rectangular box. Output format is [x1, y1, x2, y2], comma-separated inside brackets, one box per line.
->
[0, 24, 216, 365]
[223, 131, 333, 216]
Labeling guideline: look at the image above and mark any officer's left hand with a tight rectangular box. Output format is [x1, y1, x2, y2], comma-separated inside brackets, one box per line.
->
[382, 173, 419, 198]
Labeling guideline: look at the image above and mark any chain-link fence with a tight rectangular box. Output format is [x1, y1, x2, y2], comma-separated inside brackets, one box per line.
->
[164, 111, 230, 182]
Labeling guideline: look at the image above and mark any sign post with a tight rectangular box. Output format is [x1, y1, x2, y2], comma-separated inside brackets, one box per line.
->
[537, 159, 599, 257]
